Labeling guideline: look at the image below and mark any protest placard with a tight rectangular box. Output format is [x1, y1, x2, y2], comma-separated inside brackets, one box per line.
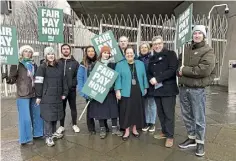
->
[0, 26, 18, 65]
[91, 30, 124, 62]
[38, 7, 63, 43]
[82, 61, 118, 103]
[176, 4, 193, 48]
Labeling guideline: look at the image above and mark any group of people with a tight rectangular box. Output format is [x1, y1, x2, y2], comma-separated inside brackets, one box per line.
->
[3, 25, 216, 157]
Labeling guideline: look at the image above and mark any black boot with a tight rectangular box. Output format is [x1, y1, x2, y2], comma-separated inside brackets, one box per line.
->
[195, 143, 205, 157]
[100, 127, 107, 139]
[104, 120, 109, 132]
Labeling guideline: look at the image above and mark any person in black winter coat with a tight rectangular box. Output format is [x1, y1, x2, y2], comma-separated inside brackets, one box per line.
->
[35, 47, 68, 147]
[148, 36, 179, 148]
[56, 44, 80, 134]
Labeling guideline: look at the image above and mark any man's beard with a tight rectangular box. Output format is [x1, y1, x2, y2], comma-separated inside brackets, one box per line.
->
[63, 53, 70, 57]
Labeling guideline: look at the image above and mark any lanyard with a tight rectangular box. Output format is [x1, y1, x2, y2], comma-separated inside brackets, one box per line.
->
[129, 63, 135, 79]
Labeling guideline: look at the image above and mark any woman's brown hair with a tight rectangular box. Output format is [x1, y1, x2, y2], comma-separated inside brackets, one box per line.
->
[82, 46, 97, 68]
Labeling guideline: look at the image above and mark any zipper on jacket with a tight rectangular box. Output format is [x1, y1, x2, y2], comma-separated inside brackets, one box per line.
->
[64, 59, 67, 76]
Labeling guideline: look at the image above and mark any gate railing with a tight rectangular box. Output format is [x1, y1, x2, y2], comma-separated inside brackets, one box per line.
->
[0, 12, 228, 97]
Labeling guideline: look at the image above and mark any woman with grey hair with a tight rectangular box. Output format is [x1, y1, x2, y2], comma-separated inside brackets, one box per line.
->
[4, 45, 44, 145]
[138, 42, 157, 133]
[35, 47, 68, 147]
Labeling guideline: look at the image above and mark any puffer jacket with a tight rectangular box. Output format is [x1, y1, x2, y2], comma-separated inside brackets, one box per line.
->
[35, 62, 68, 121]
[178, 41, 216, 88]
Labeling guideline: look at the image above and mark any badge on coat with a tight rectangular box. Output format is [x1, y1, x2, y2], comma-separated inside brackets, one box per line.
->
[194, 52, 198, 55]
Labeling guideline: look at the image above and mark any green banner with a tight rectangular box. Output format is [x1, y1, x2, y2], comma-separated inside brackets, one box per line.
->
[0, 26, 19, 65]
[82, 61, 118, 103]
[38, 7, 64, 43]
[176, 4, 193, 48]
[91, 30, 124, 63]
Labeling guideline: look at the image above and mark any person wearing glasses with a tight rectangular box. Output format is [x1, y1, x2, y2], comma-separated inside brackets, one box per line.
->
[148, 36, 179, 148]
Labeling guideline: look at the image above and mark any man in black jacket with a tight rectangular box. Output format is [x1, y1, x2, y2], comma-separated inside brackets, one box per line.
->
[148, 36, 179, 148]
[56, 44, 80, 134]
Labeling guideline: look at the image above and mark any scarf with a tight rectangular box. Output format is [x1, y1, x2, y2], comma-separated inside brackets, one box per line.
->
[20, 58, 35, 87]
[87, 56, 97, 65]
[100, 58, 110, 66]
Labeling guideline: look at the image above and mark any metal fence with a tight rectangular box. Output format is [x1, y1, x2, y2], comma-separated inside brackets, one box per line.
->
[1, 12, 228, 97]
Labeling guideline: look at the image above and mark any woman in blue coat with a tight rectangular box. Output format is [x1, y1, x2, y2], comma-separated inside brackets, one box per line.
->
[77, 46, 109, 134]
[115, 46, 149, 141]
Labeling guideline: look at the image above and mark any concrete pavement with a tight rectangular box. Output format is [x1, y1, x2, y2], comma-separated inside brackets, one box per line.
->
[1, 86, 236, 161]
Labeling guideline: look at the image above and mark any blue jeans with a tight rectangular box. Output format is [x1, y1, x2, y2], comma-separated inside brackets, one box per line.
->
[144, 97, 157, 124]
[179, 87, 206, 144]
[17, 98, 44, 144]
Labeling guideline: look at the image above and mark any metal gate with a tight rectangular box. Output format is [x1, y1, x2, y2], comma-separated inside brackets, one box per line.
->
[1, 12, 228, 97]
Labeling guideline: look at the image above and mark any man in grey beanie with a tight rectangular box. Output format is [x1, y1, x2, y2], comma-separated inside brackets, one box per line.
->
[177, 25, 216, 157]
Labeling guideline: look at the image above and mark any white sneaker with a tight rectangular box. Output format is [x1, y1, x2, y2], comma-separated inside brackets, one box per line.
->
[72, 125, 80, 133]
[56, 126, 65, 134]
[52, 132, 63, 139]
[46, 137, 55, 147]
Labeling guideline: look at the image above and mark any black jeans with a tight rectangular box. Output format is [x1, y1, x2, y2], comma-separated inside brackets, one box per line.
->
[44, 121, 57, 137]
[154, 96, 176, 138]
[99, 118, 117, 127]
[60, 90, 77, 126]
[86, 100, 95, 131]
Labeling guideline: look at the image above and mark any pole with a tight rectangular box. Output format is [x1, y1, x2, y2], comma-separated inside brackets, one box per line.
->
[182, 44, 185, 67]
[78, 100, 91, 121]
[2, 65, 8, 97]
[136, 19, 141, 55]
[207, 18, 212, 47]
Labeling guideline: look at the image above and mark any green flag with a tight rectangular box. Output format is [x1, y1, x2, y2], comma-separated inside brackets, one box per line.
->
[38, 7, 64, 43]
[91, 30, 124, 63]
[0, 26, 19, 65]
[82, 62, 118, 103]
[176, 4, 193, 48]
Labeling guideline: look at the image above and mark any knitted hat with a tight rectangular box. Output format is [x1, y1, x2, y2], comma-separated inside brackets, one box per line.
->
[100, 46, 111, 55]
[192, 25, 207, 37]
[44, 47, 55, 57]
[19, 45, 34, 57]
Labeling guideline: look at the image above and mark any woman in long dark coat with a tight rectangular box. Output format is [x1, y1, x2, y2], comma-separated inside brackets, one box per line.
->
[89, 46, 122, 139]
[77, 46, 109, 135]
[35, 47, 68, 147]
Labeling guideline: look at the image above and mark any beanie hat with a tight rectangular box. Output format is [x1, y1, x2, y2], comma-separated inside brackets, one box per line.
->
[192, 25, 207, 37]
[44, 47, 55, 57]
[19, 45, 34, 57]
[100, 46, 111, 55]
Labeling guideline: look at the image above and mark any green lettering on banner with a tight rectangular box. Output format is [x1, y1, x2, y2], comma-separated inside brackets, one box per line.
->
[91, 30, 124, 63]
[0, 26, 18, 65]
[176, 4, 193, 48]
[38, 7, 63, 43]
[82, 61, 118, 103]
